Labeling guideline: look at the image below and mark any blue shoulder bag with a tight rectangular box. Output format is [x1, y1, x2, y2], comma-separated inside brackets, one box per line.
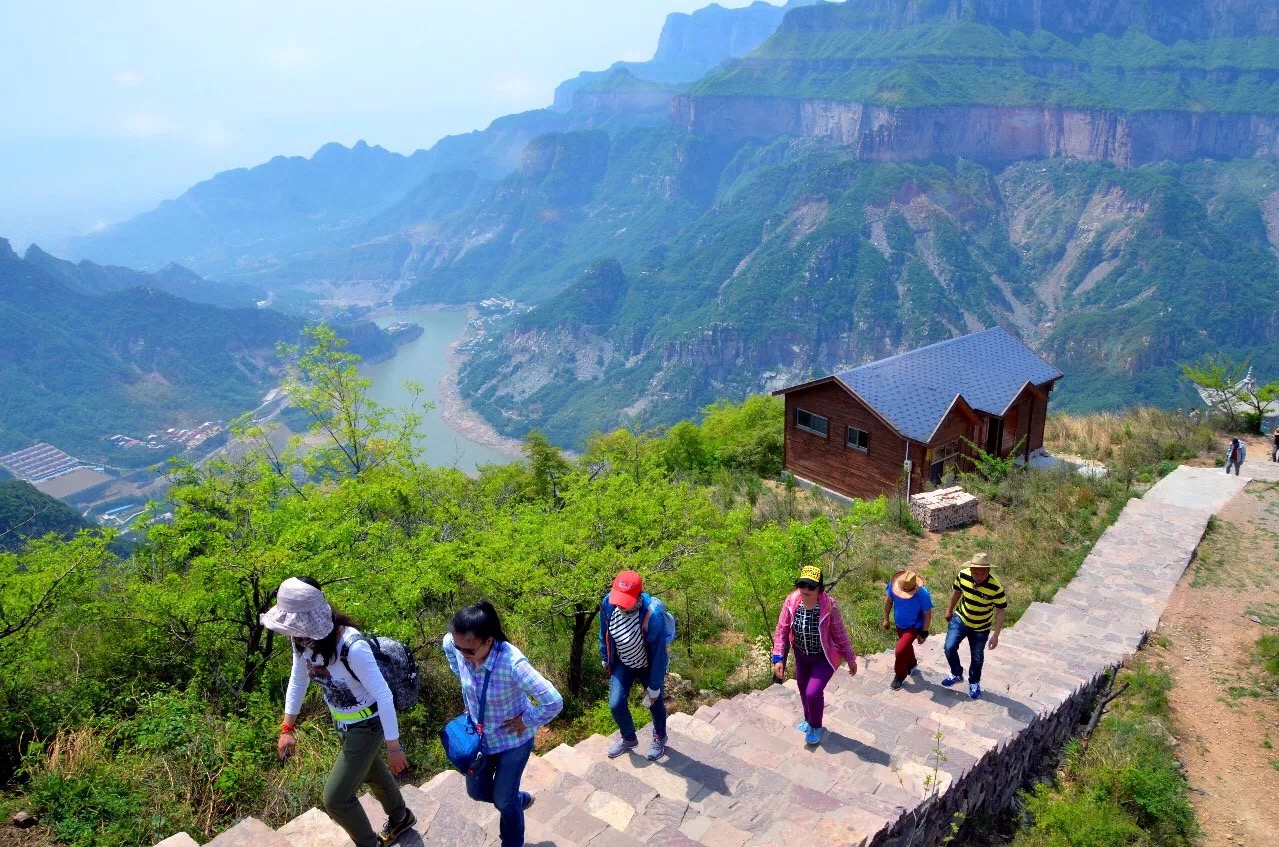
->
[440, 643, 498, 774]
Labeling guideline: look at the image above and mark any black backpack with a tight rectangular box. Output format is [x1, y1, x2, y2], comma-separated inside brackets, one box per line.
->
[339, 633, 420, 712]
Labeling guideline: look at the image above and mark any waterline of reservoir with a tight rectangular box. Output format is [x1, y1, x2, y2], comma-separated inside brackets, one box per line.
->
[362, 309, 518, 474]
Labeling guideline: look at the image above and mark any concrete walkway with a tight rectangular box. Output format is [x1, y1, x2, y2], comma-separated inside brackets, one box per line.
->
[160, 465, 1258, 847]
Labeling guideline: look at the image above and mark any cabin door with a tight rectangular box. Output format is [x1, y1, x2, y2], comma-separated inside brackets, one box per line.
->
[985, 417, 1004, 457]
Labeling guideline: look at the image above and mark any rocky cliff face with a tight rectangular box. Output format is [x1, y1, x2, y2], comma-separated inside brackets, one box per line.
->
[674, 96, 1279, 166]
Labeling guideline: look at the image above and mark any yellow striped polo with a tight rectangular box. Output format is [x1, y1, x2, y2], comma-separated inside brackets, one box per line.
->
[952, 568, 1008, 631]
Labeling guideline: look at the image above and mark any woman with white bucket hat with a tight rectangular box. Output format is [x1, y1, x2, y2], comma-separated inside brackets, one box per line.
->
[261, 577, 415, 847]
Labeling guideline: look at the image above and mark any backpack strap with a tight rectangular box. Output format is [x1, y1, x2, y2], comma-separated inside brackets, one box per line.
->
[473, 642, 500, 734]
[338, 632, 369, 684]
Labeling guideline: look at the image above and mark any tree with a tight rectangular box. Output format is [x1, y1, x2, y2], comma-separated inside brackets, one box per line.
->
[1180, 353, 1249, 431]
[278, 324, 427, 478]
[0, 534, 109, 643]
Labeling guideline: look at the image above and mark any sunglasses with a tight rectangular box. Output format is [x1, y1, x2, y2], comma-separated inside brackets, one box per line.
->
[456, 639, 490, 657]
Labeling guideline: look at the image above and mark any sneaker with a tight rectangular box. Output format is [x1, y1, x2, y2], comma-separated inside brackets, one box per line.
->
[607, 736, 638, 758]
[378, 809, 417, 846]
[969, 683, 982, 700]
[941, 674, 962, 687]
[890, 676, 904, 690]
[804, 727, 824, 746]
[646, 735, 666, 761]
[796, 720, 810, 733]
[521, 791, 534, 811]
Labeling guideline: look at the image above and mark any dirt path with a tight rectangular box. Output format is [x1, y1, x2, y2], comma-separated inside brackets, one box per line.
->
[1148, 480, 1279, 847]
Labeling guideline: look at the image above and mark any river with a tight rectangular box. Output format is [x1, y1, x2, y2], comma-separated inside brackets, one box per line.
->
[362, 309, 517, 474]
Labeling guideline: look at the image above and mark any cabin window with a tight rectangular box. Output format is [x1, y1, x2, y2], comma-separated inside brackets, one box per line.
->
[795, 408, 828, 437]
[846, 427, 869, 452]
[930, 441, 962, 485]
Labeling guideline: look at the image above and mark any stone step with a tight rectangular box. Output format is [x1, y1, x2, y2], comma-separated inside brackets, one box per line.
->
[269, 808, 350, 847]
[155, 835, 200, 847]
[206, 817, 275, 847]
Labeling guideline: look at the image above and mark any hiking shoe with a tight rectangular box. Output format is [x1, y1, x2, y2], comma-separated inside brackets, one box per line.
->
[646, 735, 667, 761]
[804, 727, 824, 746]
[890, 676, 905, 690]
[521, 791, 534, 811]
[796, 720, 810, 733]
[607, 736, 639, 758]
[941, 674, 962, 687]
[378, 809, 416, 846]
[969, 683, 982, 700]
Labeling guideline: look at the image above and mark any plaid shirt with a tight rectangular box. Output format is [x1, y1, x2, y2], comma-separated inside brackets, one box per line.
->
[443, 633, 563, 754]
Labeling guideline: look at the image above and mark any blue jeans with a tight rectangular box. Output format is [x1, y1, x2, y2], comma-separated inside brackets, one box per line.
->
[609, 663, 666, 741]
[944, 616, 990, 684]
[466, 739, 533, 847]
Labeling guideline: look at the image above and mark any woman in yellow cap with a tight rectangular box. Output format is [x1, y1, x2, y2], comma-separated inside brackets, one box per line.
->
[771, 565, 858, 745]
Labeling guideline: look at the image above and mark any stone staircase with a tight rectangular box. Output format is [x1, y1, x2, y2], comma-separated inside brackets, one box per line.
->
[155, 466, 1251, 847]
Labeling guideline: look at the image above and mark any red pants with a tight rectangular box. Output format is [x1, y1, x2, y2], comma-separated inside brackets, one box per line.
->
[895, 628, 924, 679]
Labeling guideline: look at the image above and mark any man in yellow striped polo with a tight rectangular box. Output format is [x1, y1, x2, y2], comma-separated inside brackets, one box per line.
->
[941, 552, 1007, 700]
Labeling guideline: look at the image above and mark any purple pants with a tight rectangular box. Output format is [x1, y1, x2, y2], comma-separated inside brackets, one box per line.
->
[794, 651, 834, 729]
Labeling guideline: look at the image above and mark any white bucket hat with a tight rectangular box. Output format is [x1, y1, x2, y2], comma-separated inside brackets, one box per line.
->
[260, 578, 334, 640]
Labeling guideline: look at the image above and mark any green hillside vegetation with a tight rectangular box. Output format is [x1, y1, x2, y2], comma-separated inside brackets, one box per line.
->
[691, 21, 1279, 112]
[0, 481, 93, 554]
[0, 333, 1138, 847]
[449, 130, 1279, 447]
[0, 242, 405, 465]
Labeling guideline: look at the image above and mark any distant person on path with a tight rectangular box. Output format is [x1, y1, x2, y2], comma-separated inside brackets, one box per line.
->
[444, 601, 563, 847]
[599, 570, 673, 761]
[1271, 430, 1278, 463]
[263, 577, 416, 847]
[942, 553, 1008, 700]
[882, 570, 933, 691]
[772, 566, 858, 746]
[1225, 437, 1246, 475]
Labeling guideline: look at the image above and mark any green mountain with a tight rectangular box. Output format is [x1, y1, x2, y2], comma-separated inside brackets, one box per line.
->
[0, 480, 94, 553]
[22, 244, 264, 308]
[54, 0, 1279, 448]
[0, 240, 403, 464]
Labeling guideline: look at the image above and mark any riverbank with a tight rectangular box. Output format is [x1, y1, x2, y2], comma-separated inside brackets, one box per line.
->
[435, 315, 525, 461]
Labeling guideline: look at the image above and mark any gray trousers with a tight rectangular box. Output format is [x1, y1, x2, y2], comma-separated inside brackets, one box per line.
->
[1226, 459, 1243, 475]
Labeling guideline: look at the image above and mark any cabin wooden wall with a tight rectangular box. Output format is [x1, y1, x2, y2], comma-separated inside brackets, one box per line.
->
[782, 384, 910, 501]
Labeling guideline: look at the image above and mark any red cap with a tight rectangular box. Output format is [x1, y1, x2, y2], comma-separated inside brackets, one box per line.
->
[609, 570, 643, 610]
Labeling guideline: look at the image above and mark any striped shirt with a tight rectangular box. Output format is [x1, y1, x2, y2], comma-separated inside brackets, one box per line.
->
[609, 608, 649, 669]
[952, 568, 1008, 632]
[442, 634, 564, 754]
[792, 604, 823, 656]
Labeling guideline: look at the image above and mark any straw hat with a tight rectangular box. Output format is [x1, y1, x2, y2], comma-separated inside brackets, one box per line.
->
[260, 578, 335, 640]
[891, 570, 925, 599]
[966, 552, 993, 569]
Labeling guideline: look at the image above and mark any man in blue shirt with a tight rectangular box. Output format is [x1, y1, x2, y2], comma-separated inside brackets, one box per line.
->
[882, 570, 933, 691]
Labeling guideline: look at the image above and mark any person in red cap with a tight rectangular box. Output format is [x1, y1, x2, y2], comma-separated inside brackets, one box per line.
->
[599, 570, 674, 761]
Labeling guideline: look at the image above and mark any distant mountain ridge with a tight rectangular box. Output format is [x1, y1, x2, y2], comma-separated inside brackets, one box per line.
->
[22, 244, 264, 308]
[64, 1, 809, 289]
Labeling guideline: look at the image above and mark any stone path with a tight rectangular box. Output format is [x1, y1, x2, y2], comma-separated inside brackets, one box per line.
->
[156, 465, 1254, 847]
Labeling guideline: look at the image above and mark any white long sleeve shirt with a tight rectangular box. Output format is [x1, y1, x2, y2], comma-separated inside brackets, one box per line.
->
[284, 626, 400, 741]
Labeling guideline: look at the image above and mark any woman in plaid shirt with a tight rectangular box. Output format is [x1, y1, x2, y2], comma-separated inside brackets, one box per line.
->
[443, 601, 563, 847]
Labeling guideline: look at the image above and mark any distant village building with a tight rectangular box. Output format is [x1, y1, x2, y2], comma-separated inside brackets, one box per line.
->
[773, 327, 1063, 502]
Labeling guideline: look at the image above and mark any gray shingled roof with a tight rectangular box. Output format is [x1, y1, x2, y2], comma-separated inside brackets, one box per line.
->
[831, 327, 1063, 443]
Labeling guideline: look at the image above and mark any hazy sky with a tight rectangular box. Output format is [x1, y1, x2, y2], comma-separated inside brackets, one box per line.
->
[0, 0, 760, 250]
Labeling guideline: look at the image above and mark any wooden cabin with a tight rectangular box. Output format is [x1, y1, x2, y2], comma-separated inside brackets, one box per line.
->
[773, 327, 1062, 502]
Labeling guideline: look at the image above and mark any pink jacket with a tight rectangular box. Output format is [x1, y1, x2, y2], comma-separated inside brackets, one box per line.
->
[772, 590, 858, 671]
